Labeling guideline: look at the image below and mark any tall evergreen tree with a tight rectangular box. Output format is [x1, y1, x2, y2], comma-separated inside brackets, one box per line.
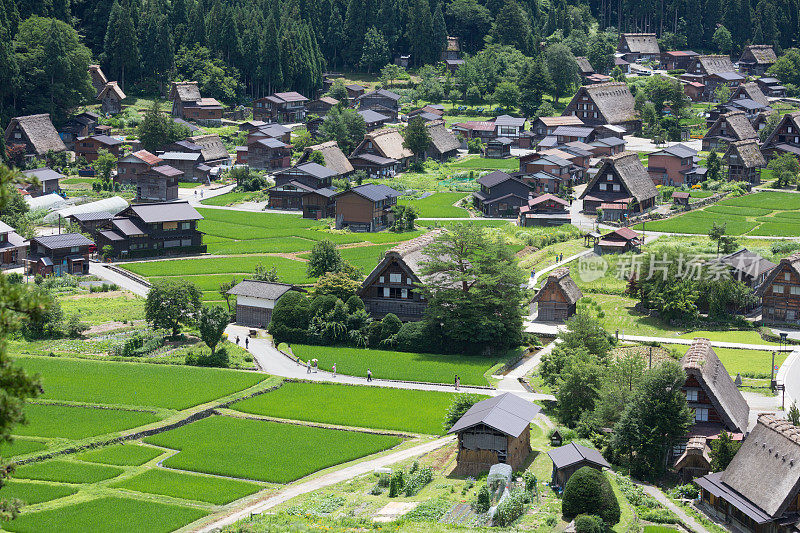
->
[432, 3, 448, 61]
[326, 4, 345, 68]
[343, 0, 367, 67]
[492, 0, 533, 53]
[406, 0, 436, 65]
[263, 12, 282, 94]
[103, 0, 139, 89]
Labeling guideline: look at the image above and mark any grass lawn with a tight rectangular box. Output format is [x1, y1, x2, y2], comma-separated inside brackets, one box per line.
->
[672, 345, 782, 378]
[13, 404, 161, 440]
[144, 415, 402, 483]
[200, 191, 259, 206]
[289, 344, 503, 386]
[14, 460, 123, 484]
[399, 193, 470, 218]
[231, 381, 466, 435]
[76, 444, 164, 466]
[14, 356, 265, 410]
[588, 294, 682, 337]
[0, 438, 47, 458]
[449, 157, 519, 171]
[112, 469, 263, 505]
[58, 292, 144, 325]
[519, 238, 587, 273]
[122, 256, 312, 285]
[3, 496, 208, 533]
[0, 480, 78, 505]
[677, 330, 777, 345]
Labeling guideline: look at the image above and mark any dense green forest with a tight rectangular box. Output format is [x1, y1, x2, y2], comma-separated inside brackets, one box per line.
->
[0, 0, 798, 126]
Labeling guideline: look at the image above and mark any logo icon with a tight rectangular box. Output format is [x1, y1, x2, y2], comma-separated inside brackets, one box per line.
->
[577, 254, 608, 282]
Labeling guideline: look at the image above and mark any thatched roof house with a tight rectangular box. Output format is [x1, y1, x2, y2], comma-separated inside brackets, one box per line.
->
[730, 82, 769, 108]
[531, 267, 582, 322]
[618, 33, 660, 60]
[690, 55, 737, 76]
[761, 111, 800, 159]
[350, 128, 413, 166]
[297, 141, 354, 177]
[188, 134, 229, 165]
[580, 151, 656, 215]
[725, 140, 766, 183]
[739, 45, 777, 74]
[702, 111, 758, 151]
[425, 120, 460, 160]
[5, 114, 66, 157]
[575, 56, 595, 75]
[562, 82, 640, 132]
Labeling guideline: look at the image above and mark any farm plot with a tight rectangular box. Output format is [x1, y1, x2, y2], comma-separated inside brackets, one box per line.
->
[3, 496, 208, 533]
[14, 460, 123, 484]
[14, 356, 265, 410]
[144, 415, 402, 483]
[672, 345, 782, 377]
[0, 438, 47, 458]
[76, 444, 165, 466]
[13, 403, 161, 440]
[58, 292, 144, 325]
[112, 469, 263, 505]
[399, 193, 470, 218]
[122, 255, 311, 282]
[0, 480, 78, 505]
[289, 344, 504, 386]
[631, 211, 758, 235]
[231, 381, 465, 435]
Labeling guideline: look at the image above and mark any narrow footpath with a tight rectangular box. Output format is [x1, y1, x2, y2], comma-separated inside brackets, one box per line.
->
[635, 482, 711, 533]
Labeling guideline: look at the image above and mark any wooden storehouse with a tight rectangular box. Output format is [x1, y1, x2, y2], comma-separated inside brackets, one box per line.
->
[228, 280, 303, 328]
[74, 134, 123, 162]
[332, 184, 400, 232]
[268, 163, 336, 210]
[296, 141, 354, 178]
[717, 248, 776, 290]
[448, 393, 541, 476]
[21, 168, 63, 197]
[356, 90, 402, 121]
[131, 165, 183, 202]
[169, 82, 223, 124]
[617, 33, 660, 62]
[424, 120, 460, 161]
[27, 233, 93, 276]
[530, 267, 582, 322]
[725, 139, 766, 184]
[518, 193, 570, 227]
[98, 82, 126, 115]
[472, 171, 531, 218]
[0, 221, 27, 269]
[595, 227, 642, 254]
[547, 442, 611, 488]
[358, 230, 443, 321]
[757, 251, 800, 325]
[580, 152, 657, 217]
[88, 65, 108, 96]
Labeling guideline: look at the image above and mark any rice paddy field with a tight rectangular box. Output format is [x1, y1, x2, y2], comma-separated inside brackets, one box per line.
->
[632, 191, 800, 236]
[111, 468, 263, 505]
[288, 344, 506, 386]
[75, 444, 165, 466]
[12, 404, 161, 440]
[399, 192, 470, 217]
[231, 381, 466, 435]
[15, 460, 124, 484]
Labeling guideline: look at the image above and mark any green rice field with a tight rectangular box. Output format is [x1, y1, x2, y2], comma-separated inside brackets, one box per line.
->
[76, 444, 165, 466]
[14, 460, 123, 484]
[0, 480, 78, 505]
[0, 438, 47, 458]
[13, 403, 161, 440]
[289, 344, 504, 385]
[231, 381, 466, 435]
[112, 468, 263, 505]
[144, 415, 402, 483]
[399, 193, 470, 218]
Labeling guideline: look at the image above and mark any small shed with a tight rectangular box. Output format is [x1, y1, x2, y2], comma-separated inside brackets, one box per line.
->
[547, 442, 611, 488]
[447, 393, 541, 477]
[530, 267, 583, 322]
[595, 227, 642, 255]
[485, 137, 513, 159]
[227, 280, 303, 328]
[672, 191, 691, 206]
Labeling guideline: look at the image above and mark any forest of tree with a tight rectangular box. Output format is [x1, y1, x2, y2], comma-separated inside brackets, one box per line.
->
[0, 0, 798, 126]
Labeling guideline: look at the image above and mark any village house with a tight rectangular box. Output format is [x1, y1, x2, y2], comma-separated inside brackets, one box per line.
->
[88, 65, 108, 96]
[519, 153, 573, 191]
[408, 105, 445, 120]
[61, 111, 99, 150]
[74, 134, 123, 163]
[448, 393, 541, 476]
[445, 59, 465, 74]
[301, 187, 337, 220]
[442, 36, 461, 61]
[672, 191, 691, 207]
[704, 72, 746, 101]
[169, 82, 223, 124]
[708, 98, 771, 127]
[647, 143, 707, 186]
[539, 147, 590, 181]
[243, 123, 292, 144]
[581, 151, 657, 216]
[702, 111, 758, 152]
[758, 251, 800, 325]
[485, 137, 513, 159]
[424, 120, 460, 161]
[683, 81, 706, 102]
[761, 111, 800, 160]
[4, 114, 66, 160]
[548, 442, 611, 489]
[673, 338, 749, 480]
[725, 139, 766, 184]
[562, 82, 641, 133]
[0, 221, 26, 269]
[358, 230, 442, 320]
[21, 168, 63, 197]
[157, 152, 209, 183]
[614, 56, 632, 73]
[333, 184, 400, 232]
[586, 74, 614, 84]
[228, 280, 304, 328]
[683, 55, 742, 100]
[661, 50, 699, 70]
[268, 163, 336, 210]
[240, 137, 291, 170]
[551, 125, 596, 145]
[358, 109, 392, 132]
[756, 77, 787, 97]
[530, 116, 585, 138]
[730, 82, 770, 108]
[492, 115, 526, 146]
[451, 121, 496, 143]
[589, 136, 626, 157]
[94, 202, 205, 258]
[349, 128, 413, 172]
[252, 92, 308, 124]
[296, 141, 354, 178]
[594, 227, 643, 254]
[27, 233, 93, 276]
[531, 267, 582, 321]
[738, 44, 778, 76]
[696, 415, 800, 533]
[357, 90, 402, 121]
[575, 56, 595, 78]
[306, 96, 339, 117]
[97, 82, 126, 115]
[518, 193, 571, 227]
[116, 150, 163, 183]
[472, 171, 532, 217]
[129, 165, 182, 202]
[718, 248, 776, 291]
[168, 134, 230, 167]
[67, 211, 114, 235]
[617, 33, 660, 62]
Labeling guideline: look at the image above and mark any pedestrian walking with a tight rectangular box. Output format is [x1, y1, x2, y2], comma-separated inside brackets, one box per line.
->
[307, 361, 312, 374]
[367, 369, 372, 382]
[312, 359, 318, 373]
[245, 337, 249, 349]
[332, 363, 337, 377]
[200, 190, 204, 198]
[455, 374, 460, 390]
[236, 336, 240, 345]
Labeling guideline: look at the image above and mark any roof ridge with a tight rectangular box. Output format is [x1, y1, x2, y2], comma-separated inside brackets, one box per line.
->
[758, 414, 800, 446]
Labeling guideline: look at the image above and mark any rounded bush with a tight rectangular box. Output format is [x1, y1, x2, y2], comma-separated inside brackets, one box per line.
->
[575, 514, 605, 533]
[562, 466, 620, 525]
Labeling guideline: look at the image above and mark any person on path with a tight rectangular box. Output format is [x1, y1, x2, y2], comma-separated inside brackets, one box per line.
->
[313, 360, 317, 373]
[200, 190, 204, 198]
[236, 336, 240, 345]
[307, 361, 312, 374]
[455, 375, 460, 390]
[245, 337, 249, 349]
[332, 363, 337, 378]
[367, 369, 372, 382]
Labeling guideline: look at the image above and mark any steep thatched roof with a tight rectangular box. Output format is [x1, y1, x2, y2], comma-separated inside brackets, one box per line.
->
[692, 55, 736, 75]
[719, 414, 800, 519]
[740, 45, 777, 65]
[352, 128, 413, 161]
[170, 81, 202, 103]
[425, 120, 460, 155]
[731, 82, 769, 107]
[531, 267, 583, 305]
[725, 139, 766, 168]
[299, 141, 354, 176]
[757, 251, 800, 297]
[620, 33, 660, 55]
[575, 56, 595, 75]
[681, 338, 750, 433]
[706, 111, 758, 141]
[581, 151, 656, 203]
[190, 134, 229, 163]
[97, 81, 126, 101]
[567, 83, 637, 124]
[763, 112, 800, 148]
[5, 114, 66, 155]
[358, 229, 446, 295]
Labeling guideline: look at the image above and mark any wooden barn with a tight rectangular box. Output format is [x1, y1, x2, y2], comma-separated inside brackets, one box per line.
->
[530, 267, 582, 322]
[547, 442, 611, 488]
[447, 393, 541, 476]
[758, 251, 800, 325]
[227, 280, 303, 328]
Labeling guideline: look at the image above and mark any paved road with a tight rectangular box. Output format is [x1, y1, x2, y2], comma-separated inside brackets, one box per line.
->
[194, 435, 456, 533]
[776, 348, 800, 410]
[88, 263, 150, 297]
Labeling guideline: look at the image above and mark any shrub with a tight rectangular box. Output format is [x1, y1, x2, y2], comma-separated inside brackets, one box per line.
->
[403, 467, 433, 496]
[66, 315, 89, 338]
[639, 508, 680, 523]
[111, 331, 165, 357]
[494, 488, 527, 526]
[772, 241, 800, 255]
[395, 320, 439, 352]
[388, 470, 404, 497]
[671, 483, 699, 500]
[474, 484, 491, 513]
[443, 394, 482, 431]
[562, 467, 620, 525]
[185, 346, 230, 368]
[575, 514, 605, 533]
[6, 272, 22, 284]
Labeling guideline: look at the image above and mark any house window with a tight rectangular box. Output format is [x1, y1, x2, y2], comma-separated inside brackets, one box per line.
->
[180, 222, 191, 230]
[606, 175, 613, 181]
[70, 247, 79, 253]
[599, 183, 607, 191]
[383, 287, 390, 297]
[791, 286, 800, 295]
[612, 184, 620, 192]
[686, 390, 699, 402]
[389, 273, 401, 283]
[695, 408, 709, 422]
[774, 284, 784, 293]
[788, 310, 796, 320]
[786, 273, 792, 281]
[379, 276, 384, 283]
[163, 221, 178, 231]
[401, 288, 408, 298]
